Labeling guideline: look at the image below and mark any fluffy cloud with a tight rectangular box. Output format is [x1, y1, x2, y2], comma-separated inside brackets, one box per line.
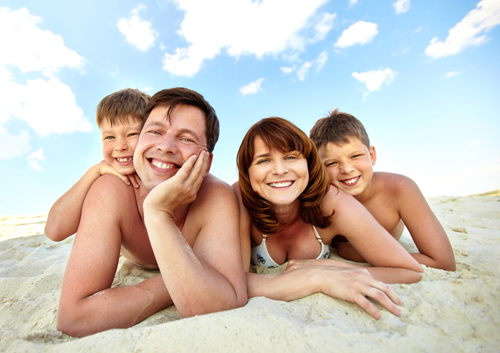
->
[26, 148, 44, 171]
[240, 78, 265, 95]
[117, 5, 157, 51]
[334, 21, 379, 48]
[0, 7, 91, 164]
[352, 68, 396, 91]
[163, 0, 332, 76]
[280, 51, 328, 81]
[425, 0, 500, 58]
[445, 71, 460, 78]
[393, 0, 411, 14]
[0, 7, 84, 76]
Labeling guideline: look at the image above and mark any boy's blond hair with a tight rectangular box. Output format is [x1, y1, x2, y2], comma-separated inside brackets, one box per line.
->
[96, 88, 151, 128]
[310, 108, 370, 149]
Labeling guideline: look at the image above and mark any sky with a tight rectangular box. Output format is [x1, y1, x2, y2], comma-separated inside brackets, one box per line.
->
[1, 0, 499, 215]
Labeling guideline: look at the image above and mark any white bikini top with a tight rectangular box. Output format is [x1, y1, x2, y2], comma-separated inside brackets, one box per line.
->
[250, 226, 330, 268]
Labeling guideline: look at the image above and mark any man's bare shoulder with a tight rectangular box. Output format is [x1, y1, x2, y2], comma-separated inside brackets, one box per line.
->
[192, 174, 238, 214]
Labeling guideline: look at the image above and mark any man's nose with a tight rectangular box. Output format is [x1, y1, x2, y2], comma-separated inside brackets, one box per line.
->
[157, 135, 178, 154]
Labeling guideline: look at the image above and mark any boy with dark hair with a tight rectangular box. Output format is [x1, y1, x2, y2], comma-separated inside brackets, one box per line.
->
[45, 88, 150, 241]
[310, 109, 455, 271]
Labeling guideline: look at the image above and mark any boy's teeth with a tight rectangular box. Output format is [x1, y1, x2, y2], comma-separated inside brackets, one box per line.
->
[343, 177, 358, 185]
[269, 181, 292, 188]
[151, 160, 174, 169]
[117, 157, 132, 162]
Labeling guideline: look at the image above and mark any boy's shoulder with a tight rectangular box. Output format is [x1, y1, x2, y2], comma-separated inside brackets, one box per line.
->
[372, 172, 420, 197]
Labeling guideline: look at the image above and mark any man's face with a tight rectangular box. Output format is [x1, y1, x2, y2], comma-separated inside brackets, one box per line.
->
[133, 104, 211, 191]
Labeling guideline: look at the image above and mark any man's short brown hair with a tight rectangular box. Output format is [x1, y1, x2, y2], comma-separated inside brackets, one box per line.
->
[310, 109, 370, 149]
[142, 87, 219, 153]
[96, 88, 150, 128]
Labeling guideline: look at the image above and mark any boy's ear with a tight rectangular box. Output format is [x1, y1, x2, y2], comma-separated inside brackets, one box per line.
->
[369, 146, 377, 166]
[205, 153, 214, 175]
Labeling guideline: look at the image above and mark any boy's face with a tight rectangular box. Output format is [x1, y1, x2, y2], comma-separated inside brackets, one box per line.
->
[100, 117, 142, 176]
[133, 104, 212, 191]
[318, 138, 376, 197]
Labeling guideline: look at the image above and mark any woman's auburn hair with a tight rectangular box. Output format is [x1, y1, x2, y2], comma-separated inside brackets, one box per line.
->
[237, 117, 332, 234]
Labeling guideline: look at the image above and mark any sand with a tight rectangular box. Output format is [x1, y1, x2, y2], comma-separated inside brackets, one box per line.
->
[1, 195, 499, 352]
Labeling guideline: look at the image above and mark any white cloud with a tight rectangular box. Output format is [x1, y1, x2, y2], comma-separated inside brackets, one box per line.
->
[0, 7, 84, 77]
[163, 0, 331, 76]
[393, 0, 411, 14]
[352, 68, 396, 91]
[425, 0, 500, 58]
[313, 12, 336, 41]
[445, 71, 460, 78]
[240, 78, 265, 95]
[0, 126, 31, 159]
[117, 5, 157, 51]
[348, 0, 358, 7]
[280, 65, 296, 74]
[297, 62, 313, 81]
[334, 21, 379, 48]
[0, 6, 92, 149]
[315, 51, 328, 73]
[143, 86, 153, 93]
[26, 148, 44, 171]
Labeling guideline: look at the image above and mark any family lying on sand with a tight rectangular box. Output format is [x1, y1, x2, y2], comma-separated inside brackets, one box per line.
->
[44, 87, 455, 338]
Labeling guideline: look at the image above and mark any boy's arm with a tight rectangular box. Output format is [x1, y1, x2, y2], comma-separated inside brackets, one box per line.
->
[397, 177, 456, 271]
[57, 176, 172, 338]
[45, 161, 139, 242]
[144, 153, 248, 318]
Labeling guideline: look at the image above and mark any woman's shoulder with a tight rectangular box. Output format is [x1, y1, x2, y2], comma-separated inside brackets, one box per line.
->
[320, 186, 357, 214]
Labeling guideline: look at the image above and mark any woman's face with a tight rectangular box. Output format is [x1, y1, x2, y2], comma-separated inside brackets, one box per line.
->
[248, 136, 309, 208]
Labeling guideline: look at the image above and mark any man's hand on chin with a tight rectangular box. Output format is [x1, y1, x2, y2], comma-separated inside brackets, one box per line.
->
[143, 151, 209, 218]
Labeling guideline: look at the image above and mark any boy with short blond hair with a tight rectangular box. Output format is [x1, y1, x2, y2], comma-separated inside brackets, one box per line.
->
[310, 109, 455, 271]
[45, 88, 150, 241]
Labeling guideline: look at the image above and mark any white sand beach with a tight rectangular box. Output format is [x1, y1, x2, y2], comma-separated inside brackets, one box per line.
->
[1, 195, 499, 352]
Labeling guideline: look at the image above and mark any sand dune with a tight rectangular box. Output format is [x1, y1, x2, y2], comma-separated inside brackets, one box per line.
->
[1, 195, 499, 352]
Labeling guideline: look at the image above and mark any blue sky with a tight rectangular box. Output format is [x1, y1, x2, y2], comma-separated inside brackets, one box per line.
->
[1, 0, 499, 215]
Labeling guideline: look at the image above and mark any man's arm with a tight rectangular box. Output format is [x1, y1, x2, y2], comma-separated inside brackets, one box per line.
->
[57, 176, 171, 337]
[144, 152, 247, 317]
[45, 161, 139, 242]
[396, 177, 456, 271]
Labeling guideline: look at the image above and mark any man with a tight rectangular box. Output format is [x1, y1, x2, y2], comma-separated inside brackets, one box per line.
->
[57, 88, 247, 337]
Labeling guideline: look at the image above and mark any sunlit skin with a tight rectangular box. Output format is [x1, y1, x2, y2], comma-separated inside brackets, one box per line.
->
[318, 138, 376, 203]
[100, 117, 142, 176]
[248, 136, 309, 213]
[134, 104, 212, 192]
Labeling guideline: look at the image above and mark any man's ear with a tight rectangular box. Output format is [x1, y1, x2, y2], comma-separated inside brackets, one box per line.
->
[205, 153, 213, 175]
[369, 146, 377, 166]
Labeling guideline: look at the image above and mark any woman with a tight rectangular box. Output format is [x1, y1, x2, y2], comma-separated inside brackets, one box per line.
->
[233, 117, 423, 319]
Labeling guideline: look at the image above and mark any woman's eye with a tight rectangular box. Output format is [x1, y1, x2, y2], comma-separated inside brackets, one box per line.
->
[285, 155, 296, 160]
[256, 159, 270, 164]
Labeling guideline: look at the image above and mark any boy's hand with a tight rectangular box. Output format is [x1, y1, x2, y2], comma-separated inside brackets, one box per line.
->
[143, 151, 209, 218]
[93, 160, 141, 189]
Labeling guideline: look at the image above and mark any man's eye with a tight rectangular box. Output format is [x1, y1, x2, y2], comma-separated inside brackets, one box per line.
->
[148, 130, 160, 135]
[352, 154, 363, 158]
[182, 138, 194, 142]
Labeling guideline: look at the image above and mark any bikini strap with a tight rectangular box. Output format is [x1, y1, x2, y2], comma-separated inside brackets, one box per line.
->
[262, 234, 268, 242]
[312, 226, 323, 243]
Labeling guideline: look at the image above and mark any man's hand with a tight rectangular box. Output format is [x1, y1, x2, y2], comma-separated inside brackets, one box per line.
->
[143, 151, 209, 217]
[94, 160, 141, 189]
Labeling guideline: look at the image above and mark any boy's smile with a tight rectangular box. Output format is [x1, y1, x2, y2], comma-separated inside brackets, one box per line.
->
[318, 138, 376, 199]
[134, 104, 212, 191]
[100, 118, 142, 176]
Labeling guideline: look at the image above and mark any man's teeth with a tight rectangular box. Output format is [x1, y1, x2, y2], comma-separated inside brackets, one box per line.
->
[269, 181, 292, 188]
[343, 177, 358, 185]
[117, 157, 132, 162]
[151, 160, 174, 169]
